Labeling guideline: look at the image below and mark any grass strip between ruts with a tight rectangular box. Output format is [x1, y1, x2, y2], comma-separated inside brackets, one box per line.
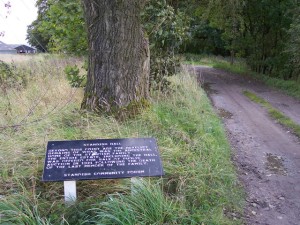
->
[243, 90, 300, 138]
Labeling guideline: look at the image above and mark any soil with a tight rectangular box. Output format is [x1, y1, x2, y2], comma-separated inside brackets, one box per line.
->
[193, 66, 300, 225]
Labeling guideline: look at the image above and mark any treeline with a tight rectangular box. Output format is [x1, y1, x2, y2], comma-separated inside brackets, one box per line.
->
[27, 0, 300, 81]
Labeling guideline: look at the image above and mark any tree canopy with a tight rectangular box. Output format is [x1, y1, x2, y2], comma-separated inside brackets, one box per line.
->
[27, 0, 87, 54]
[27, 0, 300, 82]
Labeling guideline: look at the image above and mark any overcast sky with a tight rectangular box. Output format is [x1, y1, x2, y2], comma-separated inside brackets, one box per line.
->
[0, 0, 37, 45]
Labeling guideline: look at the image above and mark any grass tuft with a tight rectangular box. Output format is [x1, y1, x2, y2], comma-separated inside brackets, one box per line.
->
[89, 179, 192, 224]
[0, 182, 51, 225]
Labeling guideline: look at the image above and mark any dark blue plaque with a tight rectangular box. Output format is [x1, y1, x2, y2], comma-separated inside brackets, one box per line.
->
[42, 138, 164, 181]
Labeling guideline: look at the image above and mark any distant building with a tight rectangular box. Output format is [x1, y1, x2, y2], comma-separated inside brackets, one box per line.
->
[15, 45, 36, 54]
[0, 41, 36, 54]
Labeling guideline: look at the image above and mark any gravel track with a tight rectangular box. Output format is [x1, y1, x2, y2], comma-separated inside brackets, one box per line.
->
[193, 66, 300, 225]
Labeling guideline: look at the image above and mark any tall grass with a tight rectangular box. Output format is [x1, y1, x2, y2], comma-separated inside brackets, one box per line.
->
[0, 54, 38, 63]
[89, 179, 193, 225]
[0, 55, 244, 224]
[0, 182, 51, 225]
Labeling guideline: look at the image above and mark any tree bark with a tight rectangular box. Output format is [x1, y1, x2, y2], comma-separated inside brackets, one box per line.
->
[81, 0, 150, 113]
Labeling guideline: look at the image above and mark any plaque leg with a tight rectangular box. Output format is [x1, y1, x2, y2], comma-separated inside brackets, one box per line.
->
[131, 177, 142, 195]
[64, 181, 77, 204]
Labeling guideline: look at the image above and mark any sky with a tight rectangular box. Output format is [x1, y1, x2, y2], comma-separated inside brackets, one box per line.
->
[0, 0, 37, 45]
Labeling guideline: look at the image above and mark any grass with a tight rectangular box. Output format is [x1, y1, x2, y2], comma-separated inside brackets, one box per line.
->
[243, 90, 300, 138]
[184, 54, 300, 99]
[0, 183, 51, 225]
[88, 179, 193, 224]
[0, 54, 244, 224]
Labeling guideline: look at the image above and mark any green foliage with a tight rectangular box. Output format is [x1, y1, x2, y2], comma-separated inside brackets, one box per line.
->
[27, 0, 191, 91]
[285, 7, 300, 81]
[205, 0, 244, 59]
[144, 0, 190, 51]
[150, 51, 181, 90]
[185, 20, 226, 55]
[26, 0, 300, 84]
[45, 0, 87, 55]
[27, 20, 50, 52]
[183, 0, 300, 81]
[26, 0, 51, 52]
[240, 0, 296, 75]
[64, 65, 86, 88]
[27, 0, 87, 55]
[144, 0, 190, 89]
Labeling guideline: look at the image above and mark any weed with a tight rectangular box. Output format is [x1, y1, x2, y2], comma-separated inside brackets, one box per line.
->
[0, 60, 28, 92]
[64, 65, 86, 88]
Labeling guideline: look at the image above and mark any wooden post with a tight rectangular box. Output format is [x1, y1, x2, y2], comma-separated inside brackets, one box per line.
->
[64, 181, 77, 204]
[131, 177, 143, 195]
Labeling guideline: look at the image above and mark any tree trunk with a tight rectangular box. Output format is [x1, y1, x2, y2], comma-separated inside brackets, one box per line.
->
[81, 0, 150, 113]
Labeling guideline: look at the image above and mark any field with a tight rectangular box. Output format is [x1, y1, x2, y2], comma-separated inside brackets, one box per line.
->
[0, 54, 243, 224]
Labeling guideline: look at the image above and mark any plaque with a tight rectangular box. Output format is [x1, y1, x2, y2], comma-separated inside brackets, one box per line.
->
[42, 138, 164, 181]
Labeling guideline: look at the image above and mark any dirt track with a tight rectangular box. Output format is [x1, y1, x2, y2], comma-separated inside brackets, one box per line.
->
[193, 66, 300, 225]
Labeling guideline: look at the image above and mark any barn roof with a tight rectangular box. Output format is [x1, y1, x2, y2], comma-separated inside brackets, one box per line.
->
[14, 45, 36, 51]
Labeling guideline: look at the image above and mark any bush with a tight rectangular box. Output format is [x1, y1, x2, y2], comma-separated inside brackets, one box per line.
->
[64, 65, 86, 88]
[150, 51, 181, 90]
[0, 60, 27, 91]
[143, 0, 190, 89]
